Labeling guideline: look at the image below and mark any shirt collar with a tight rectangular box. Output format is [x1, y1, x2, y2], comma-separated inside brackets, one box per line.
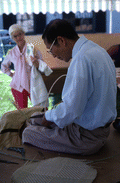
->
[72, 35, 88, 58]
[16, 42, 27, 54]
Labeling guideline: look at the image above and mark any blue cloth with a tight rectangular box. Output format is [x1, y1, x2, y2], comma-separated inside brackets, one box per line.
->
[45, 35, 117, 130]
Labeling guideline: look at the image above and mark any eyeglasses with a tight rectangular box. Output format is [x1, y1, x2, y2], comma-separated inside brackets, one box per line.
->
[47, 38, 56, 55]
[12, 32, 24, 39]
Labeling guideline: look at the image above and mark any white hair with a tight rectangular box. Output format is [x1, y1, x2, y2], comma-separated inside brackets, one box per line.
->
[9, 24, 25, 38]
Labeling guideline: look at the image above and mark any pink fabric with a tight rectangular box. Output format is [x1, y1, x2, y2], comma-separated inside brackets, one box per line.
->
[1, 43, 42, 93]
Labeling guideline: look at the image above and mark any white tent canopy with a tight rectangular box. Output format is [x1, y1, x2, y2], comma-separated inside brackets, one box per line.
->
[0, 0, 120, 15]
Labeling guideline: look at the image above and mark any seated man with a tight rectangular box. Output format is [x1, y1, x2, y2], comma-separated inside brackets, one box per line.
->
[22, 19, 117, 155]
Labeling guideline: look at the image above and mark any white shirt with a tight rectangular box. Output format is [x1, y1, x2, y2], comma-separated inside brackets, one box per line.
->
[30, 60, 53, 106]
[45, 35, 117, 130]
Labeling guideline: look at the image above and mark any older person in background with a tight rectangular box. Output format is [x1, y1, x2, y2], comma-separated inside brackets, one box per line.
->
[1, 24, 43, 109]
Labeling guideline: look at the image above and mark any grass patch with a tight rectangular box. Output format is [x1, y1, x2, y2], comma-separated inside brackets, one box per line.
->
[0, 70, 15, 118]
[0, 70, 33, 118]
[0, 70, 61, 118]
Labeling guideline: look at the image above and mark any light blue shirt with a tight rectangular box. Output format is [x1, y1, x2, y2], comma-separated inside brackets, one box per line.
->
[45, 35, 117, 130]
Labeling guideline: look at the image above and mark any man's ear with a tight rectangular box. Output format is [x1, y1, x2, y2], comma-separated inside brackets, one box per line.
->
[57, 36, 66, 46]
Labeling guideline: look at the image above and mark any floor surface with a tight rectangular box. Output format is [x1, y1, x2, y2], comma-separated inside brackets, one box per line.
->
[0, 123, 120, 183]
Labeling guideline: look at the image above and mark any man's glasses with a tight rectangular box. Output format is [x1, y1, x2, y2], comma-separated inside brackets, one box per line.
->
[47, 38, 56, 55]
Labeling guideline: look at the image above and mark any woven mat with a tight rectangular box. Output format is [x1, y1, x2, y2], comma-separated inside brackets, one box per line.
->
[11, 157, 97, 183]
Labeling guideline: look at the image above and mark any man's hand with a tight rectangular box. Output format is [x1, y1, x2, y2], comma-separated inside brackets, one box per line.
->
[41, 115, 54, 128]
[30, 56, 39, 69]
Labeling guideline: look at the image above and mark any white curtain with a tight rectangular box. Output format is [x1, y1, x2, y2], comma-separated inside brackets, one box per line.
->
[0, 0, 120, 15]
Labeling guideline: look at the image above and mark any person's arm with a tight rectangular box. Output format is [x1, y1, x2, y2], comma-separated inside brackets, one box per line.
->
[31, 48, 43, 69]
[1, 53, 13, 77]
[41, 115, 54, 128]
[30, 56, 39, 69]
[31, 49, 53, 76]
[107, 45, 119, 60]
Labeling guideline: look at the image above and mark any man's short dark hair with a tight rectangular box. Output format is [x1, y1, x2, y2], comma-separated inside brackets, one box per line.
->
[42, 19, 78, 44]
